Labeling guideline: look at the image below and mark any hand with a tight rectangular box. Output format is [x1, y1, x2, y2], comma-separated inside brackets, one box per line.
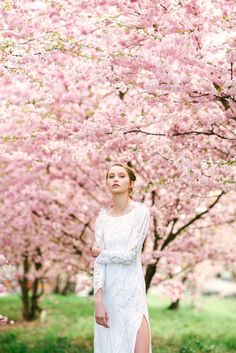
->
[91, 241, 102, 257]
[94, 300, 110, 328]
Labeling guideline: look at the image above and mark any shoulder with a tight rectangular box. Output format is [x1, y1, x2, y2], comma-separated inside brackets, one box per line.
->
[95, 207, 106, 223]
[98, 207, 106, 217]
[133, 201, 150, 216]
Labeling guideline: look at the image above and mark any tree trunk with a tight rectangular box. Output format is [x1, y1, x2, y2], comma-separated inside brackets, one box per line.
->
[53, 274, 61, 294]
[62, 274, 75, 295]
[53, 273, 75, 295]
[18, 250, 44, 321]
[168, 298, 180, 310]
[145, 263, 157, 292]
[20, 259, 30, 320]
[167, 275, 187, 310]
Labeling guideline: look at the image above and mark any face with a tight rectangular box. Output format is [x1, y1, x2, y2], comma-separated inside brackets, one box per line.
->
[106, 166, 133, 195]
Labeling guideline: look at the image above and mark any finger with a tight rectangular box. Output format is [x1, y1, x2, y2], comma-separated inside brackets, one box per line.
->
[96, 319, 102, 326]
[92, 247, 98, 256]
[104, 322, 109, 328]
[95, 314, 109, 328]
[101, 319, 109, 328]
[96, 316, 109, 328]
[105, 312, 109, 326]
[92, 248, 100, 257]
[104, 313, 110, 328]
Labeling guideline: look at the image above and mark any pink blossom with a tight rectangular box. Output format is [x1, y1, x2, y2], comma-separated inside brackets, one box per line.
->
[0, 284, 7, 294]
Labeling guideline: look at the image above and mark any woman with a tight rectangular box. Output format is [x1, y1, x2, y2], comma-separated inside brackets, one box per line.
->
[92, 162, 152, 353]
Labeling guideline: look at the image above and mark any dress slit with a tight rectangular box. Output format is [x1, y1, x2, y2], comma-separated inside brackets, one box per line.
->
[132, 312, 152, 353]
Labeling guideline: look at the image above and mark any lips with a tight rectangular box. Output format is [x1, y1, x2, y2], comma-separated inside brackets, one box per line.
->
[113, 184, 120, 187]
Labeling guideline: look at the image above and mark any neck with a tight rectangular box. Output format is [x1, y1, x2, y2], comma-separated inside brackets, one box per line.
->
[111, 194, 132, 212]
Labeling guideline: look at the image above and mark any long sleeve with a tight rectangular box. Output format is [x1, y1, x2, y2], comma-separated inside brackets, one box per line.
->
[93, 211, 106, 295]
[96, 205, 150, 265]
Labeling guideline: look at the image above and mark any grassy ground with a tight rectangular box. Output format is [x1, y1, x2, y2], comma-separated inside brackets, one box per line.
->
[0, 293, 235, 353]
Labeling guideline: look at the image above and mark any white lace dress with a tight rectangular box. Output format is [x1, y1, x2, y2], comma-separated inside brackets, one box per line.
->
[93, 200, 152, 353]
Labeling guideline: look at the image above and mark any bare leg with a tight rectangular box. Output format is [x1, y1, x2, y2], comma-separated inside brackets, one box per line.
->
[134, 315, 150, 353]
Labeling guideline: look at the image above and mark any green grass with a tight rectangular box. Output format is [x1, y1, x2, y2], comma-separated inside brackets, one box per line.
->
[0, 293, 235, 353]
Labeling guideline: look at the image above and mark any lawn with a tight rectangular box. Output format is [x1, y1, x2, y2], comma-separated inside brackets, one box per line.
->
[0, 293, 235, 353]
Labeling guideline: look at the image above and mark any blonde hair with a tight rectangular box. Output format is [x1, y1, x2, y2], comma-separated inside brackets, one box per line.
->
[106, 162, 136, 199]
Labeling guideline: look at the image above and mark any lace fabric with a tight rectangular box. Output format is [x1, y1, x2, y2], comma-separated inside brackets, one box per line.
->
[96, 204, 150, 265]
[93, 209, 106, 295]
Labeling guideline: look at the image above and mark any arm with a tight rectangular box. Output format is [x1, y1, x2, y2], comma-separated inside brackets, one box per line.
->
[96, 205, 150, 265]
[93, 212, 106, 296]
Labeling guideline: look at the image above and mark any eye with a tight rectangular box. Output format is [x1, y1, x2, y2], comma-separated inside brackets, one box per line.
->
[109, 175, 125, 179]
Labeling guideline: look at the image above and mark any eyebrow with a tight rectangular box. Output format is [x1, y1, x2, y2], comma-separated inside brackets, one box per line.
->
[108, 172, 125, 175]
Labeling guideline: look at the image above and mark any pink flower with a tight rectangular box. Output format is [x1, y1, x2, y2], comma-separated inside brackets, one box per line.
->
[0, 255, 6, 266]
[0, 315, 8, 325]
[0, 285, 7, 294]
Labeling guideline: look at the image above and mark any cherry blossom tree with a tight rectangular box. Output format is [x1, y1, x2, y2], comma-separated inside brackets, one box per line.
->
[0, 159, 100, 320]
[0, 254, 14, 325]
[0, 0, 236, 318]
